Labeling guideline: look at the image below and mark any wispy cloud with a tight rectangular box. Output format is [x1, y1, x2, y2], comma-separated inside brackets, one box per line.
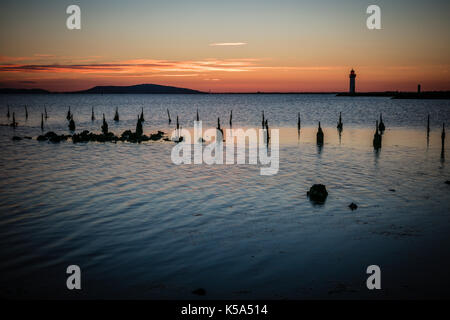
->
[209, 42, 247, 47]
[0, 58, 260, 74]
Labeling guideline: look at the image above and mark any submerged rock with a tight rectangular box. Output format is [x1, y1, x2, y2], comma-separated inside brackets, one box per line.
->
[72, 130, 93, 143]
[445, 180, 450, 185]
[149, 130, 165, 141]
[349, 202, 358, 211]
[37, 131, 70, 143]
[12, 136, 22, 141]
[307, 184, 328, 203]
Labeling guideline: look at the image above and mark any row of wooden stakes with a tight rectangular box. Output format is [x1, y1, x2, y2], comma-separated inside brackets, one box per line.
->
[4, 105, 446, 151]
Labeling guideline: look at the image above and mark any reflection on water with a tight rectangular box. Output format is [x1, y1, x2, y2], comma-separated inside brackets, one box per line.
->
[0, 94, 450, 299]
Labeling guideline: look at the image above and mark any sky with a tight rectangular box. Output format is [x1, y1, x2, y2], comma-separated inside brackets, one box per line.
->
[0, 0, 449, 92]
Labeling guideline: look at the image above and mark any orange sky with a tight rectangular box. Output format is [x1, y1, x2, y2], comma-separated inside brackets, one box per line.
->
[0, 0, 449, 92]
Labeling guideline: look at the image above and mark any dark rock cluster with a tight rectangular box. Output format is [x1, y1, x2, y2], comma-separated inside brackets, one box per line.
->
[35, 129, 167, 144]
[37, 131, 71, 143]
[307, 184, 328, 203]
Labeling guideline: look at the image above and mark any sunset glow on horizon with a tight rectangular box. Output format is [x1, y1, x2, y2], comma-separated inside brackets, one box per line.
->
[1, 0, 449, 92]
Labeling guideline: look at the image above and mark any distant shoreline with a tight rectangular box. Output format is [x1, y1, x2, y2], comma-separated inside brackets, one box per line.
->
[1, 85, 449, 99]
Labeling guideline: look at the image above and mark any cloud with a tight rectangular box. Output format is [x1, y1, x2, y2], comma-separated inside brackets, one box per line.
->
[209, 42, 247, 47]
[33, 54, 55, 58]
[0, 58, 260, 74]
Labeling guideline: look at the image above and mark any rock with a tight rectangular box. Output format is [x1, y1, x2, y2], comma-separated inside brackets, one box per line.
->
[307, 184, 328, 203]
[24, 136, 32, 140]
[349, 202, 358, 210]
[45, 131, 61, 143]
[12, 136, 22, 141]
[192, 288, 206, 296]
[149, 131, 165, 141]
[445, 181, 450, 185]
[389, 189, 396, 192]
[72, 130, 93, 143]
[96, 132, 118, 143]
[36, 131, 70, 143]
[120, 130, 133, 141]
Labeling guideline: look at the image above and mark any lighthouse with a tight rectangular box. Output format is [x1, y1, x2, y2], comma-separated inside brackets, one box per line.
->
[349, 69, 356, 94]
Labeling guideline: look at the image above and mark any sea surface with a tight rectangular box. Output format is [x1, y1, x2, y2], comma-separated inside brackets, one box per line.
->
[0, 94, 449, 299]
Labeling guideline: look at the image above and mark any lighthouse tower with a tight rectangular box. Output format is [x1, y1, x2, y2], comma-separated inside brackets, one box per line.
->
[349, 69, 356, 94]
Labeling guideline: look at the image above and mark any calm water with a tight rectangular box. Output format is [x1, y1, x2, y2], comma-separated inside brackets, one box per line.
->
[0, 94, 449, 299]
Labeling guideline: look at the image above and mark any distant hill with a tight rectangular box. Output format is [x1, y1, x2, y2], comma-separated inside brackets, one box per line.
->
[72, 84, 204, 94]
[0, 88, 50, 94]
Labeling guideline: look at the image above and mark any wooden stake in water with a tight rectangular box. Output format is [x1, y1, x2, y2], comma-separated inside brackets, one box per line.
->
[229, 110, 233, 128]
[41, 113, 44, 131]
[167, 108, 172, 125]
[379, 113, 385, 132]
[136, 115, 143, 137]
[316, 121, 324, 146]
[140, 107, 145, 122]
[262, 110, 265, 129]
[68, 115, 76, 131]
[442, 123, 446, 149]
[337, 112, 343, 132]
[91, 107, 95, 121]
[11, 112, 17, 128]
[373, 120, 382, 150]
[102, 113, 108, 135]
[442, 123, 446, 160]
[217, 117, 223, 139]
